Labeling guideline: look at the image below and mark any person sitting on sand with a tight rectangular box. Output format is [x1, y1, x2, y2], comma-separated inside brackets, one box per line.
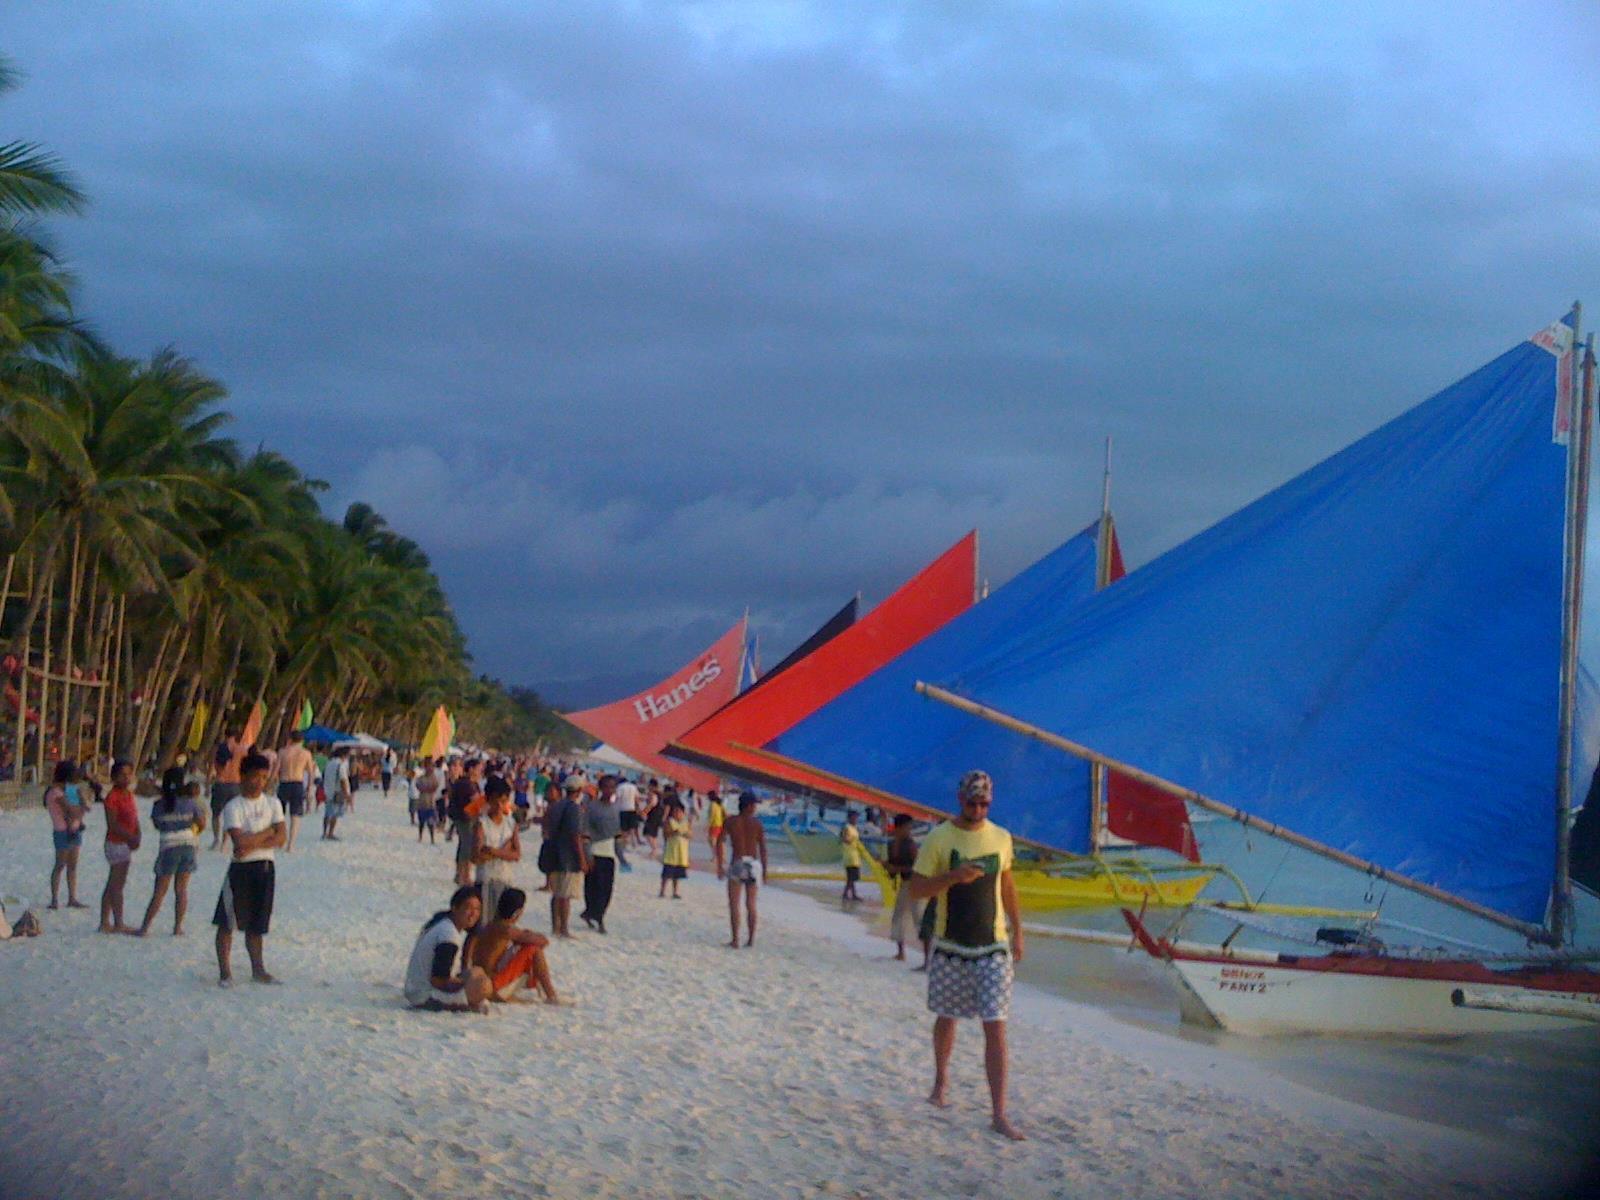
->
[658, 796, 690, 899]
[99, 759, 141, 934]
[908, 770, 1025, 1141]
[45, 759, 90, 910]
[724, 792, 767, 947]
[466, 887, 562, 1004]
[214, 751, 286, 988]
[404, 885, 492, 1013]
[136, 769, 205, 936]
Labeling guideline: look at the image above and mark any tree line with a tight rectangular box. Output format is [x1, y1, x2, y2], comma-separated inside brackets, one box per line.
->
[0, 55, 581, 782]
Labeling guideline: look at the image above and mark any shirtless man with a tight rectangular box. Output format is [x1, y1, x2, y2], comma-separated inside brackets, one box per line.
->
[275, 730, 315, 852]
[466, 887, 563, 1004]
[723, 793, 767, 948]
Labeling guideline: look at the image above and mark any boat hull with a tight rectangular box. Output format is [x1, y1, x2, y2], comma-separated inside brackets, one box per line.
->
[1123, 912, 1600, 1036]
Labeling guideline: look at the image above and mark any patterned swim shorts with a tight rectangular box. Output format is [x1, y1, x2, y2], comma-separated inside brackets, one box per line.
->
[927, 948, 1013, 1022]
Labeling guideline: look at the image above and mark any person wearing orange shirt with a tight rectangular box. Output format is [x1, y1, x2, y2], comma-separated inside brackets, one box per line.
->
[99, 760, 141, 933]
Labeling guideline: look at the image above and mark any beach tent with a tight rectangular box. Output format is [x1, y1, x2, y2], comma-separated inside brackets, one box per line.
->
[582, 743, 649, 773]
[332, 732, 389, 752]
[766, 519, 1195, 858]
[300, 723, 351, 745]
[561, 619, 748, 793]
[665, 532, 977, 807]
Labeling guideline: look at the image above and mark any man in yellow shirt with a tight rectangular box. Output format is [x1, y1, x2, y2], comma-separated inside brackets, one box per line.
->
[909, 770, 1025, 1141]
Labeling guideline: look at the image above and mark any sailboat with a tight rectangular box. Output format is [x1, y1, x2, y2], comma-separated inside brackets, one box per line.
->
[675, 500, 1222, 913]
[919, 310, 1600, 1035]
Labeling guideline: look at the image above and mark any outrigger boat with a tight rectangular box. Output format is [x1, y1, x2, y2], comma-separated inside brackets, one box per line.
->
[921, 309, 1600, 1036]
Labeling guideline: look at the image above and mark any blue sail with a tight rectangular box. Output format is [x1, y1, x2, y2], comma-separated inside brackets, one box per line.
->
[939, 321, 1583, 926]
[770, 524, 1100, 852]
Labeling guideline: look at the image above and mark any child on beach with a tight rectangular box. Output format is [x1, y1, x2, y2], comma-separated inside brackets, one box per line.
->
[44, 759, 89, 910]
[659, 797, 690, 899]
[99, 760, 140, 933]
[839, 810, 864, 903]
[136, 770, 205, 936]
[706, 790, 727, 879]
[213, 751, 286, 987]
[466, 887, 562, 1004]
[885, 813, 920, 961]
[724, 792, 766, 947]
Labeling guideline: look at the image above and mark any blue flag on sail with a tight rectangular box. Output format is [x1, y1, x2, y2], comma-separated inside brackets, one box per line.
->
[771, 524, 1101, 850]
[936, 315, 1596, 926]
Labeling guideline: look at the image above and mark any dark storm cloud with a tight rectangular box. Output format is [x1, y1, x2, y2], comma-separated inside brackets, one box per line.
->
[5, 2, 1599, 704]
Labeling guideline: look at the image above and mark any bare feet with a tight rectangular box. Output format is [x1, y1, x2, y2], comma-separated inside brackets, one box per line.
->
[173, 928, 185, 936]
[744, 937, 755, 947]
[927, 1088, 949, 1109]
[126, 928, 148, 937]
[250, 971, 278, 985]
[727, 939, 740, 949]
[67, 900, 88, 909]
[911, 963, 928, 973]
[47, 902, 59, 911]
[991, 1116, 1026, 1141]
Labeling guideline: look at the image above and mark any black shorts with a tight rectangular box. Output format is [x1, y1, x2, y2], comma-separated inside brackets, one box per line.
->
[845, 866, 861, 884]
[213, 860, 275, 935]
[620, 811, 640, 832]
[277, 781, 307, 817]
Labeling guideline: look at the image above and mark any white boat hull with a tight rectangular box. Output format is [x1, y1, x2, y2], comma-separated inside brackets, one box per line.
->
[1165, 956, 1600, 1037]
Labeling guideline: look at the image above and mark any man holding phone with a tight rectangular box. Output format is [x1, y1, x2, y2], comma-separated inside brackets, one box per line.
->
[909, 769, 1025, 1140]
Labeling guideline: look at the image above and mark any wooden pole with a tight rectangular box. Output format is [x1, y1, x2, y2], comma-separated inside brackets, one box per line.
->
[34, 566, 54, 780]
[105, 597, 126, 760]
[1554, 312, 1593, 944]
[914, 681, 1554, 944]
[58, 530, 82, 763]
[1089, 436, 1113, 850]
[92, 586, 113, 767]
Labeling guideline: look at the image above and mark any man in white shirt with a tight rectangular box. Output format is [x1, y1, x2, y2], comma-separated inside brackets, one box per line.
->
[322, 747, 352, 841]
[615, 777, 640, 863]
[213, 752, 286, 987]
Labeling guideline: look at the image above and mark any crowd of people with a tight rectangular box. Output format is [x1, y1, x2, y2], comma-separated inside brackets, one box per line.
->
[25, 736, 1029, 1139]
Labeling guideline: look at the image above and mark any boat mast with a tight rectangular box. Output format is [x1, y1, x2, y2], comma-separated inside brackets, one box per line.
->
[1554, 306, 1594, 944]
[1089, 437, 1113, 849]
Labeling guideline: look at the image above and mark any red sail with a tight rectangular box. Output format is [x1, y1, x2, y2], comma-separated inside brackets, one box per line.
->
[562, 619, 746, 794]
[668, 533, 977, 794]
[1100, 519, 1200, 862]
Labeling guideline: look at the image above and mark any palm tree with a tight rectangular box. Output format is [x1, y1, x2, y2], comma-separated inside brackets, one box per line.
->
[0, 56, 86, 218]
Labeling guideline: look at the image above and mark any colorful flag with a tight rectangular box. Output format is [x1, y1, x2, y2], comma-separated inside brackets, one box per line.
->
[240, 700, 264, 749]
[185, 701, 210, 752]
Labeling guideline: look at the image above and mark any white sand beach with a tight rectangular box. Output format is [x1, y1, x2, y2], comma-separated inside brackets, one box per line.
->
[0, 788, 1583, 1200]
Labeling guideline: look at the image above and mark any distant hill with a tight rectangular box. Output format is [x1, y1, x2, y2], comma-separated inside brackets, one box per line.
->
[538, 671, 658, 712]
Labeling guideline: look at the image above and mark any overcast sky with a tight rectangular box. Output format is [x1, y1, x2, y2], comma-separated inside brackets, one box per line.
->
[5, 2, 1599, 705]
